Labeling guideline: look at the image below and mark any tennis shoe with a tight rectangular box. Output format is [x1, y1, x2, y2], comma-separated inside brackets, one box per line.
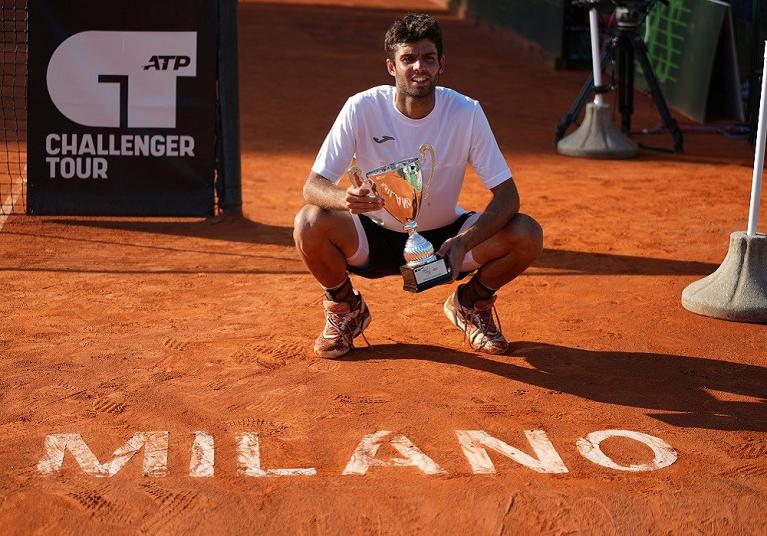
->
[443, 287, 508, 354]
[313, 292, 371, 359]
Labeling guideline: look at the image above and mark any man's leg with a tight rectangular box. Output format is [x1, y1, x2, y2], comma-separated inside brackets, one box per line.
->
[293, 204, 358, 290]
[293, 204, 371, 358]
[462, 212, 543, 305]
[444, 212, 543, 354]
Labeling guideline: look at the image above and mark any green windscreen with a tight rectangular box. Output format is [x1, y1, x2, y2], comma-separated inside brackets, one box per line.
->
[638, 0, 742, 123]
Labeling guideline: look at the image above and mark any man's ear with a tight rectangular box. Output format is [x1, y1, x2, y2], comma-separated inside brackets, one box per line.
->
[439, 55, 447, 75]
[386, 58, 396, 77]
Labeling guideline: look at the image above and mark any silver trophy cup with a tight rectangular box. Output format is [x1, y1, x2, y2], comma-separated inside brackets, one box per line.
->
[348, 144, 451, 292]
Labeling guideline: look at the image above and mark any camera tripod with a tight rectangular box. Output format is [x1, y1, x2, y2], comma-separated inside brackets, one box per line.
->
[555, 3, 684, 153]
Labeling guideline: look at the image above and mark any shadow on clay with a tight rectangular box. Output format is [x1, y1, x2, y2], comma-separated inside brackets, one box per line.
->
[43, 215, 295, 247]
[533, 248, 718, 276]
[38, 218, 720, 277]
[342, 341, 767, 432]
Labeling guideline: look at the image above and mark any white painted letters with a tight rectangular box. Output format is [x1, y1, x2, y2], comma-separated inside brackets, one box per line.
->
[456, 430, 568, 474]
[576, 429, 678, 472]
[342, 430, 446, 475]
[36, 432, 168, 477]
[36, 428, 678, 478]
[236, 432, 316, 477]
[189, 431, 215, 477]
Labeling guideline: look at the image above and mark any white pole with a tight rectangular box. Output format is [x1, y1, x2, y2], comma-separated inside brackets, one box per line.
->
[747, 42, 767, 236]
[589, 7, 604, 106]
[644, 14, 651, 43]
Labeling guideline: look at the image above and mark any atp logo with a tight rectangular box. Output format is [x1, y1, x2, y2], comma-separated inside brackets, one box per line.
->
[46, 31, 197, 129]
[143, 55, 192, 71]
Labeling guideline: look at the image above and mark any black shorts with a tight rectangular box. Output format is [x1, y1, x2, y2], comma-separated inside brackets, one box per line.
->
[348, 212, 475, 279]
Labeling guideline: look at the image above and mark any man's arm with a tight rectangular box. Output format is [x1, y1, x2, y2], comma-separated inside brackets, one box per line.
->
[303, 171, 384, 214]
[436, 178, 520, 277]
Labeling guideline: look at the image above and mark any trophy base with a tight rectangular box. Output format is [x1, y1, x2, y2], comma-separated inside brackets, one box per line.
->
[401, 257, 452, 293]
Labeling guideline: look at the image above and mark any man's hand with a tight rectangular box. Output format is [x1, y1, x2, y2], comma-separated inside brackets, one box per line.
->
[436, 235, 469, 280]
[302, 171, 385, 213]
[433, 180, 519, 279]
[345, 183, 384, 214]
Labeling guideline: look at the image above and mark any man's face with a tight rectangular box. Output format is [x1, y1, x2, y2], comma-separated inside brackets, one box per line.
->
[387, 39, 444, 99]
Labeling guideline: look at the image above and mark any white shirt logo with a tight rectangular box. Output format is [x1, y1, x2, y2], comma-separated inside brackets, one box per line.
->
[46, 31, 197, 129]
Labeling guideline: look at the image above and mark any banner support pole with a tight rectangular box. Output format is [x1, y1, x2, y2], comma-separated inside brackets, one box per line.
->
[218, 0, 242, 215]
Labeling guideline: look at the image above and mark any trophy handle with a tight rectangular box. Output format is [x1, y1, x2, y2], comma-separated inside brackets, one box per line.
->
[418, 144, 436, 199]
[347, 165, 366, 188]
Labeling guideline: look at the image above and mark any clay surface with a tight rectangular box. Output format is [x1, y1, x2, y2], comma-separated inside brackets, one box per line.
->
[1, 1, 766, 534]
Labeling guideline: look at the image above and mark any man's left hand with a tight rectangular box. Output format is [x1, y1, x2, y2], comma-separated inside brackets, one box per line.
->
[436, 236, 469, 280]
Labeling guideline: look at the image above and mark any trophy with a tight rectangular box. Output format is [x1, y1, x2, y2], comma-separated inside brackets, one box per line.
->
[348, 144, 452, 292]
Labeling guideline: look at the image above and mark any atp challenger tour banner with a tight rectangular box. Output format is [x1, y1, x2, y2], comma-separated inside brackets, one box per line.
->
[28, 0, 218, 215]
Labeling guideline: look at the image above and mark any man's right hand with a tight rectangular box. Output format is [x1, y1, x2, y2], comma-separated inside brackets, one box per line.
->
[345, 184, 384, 214]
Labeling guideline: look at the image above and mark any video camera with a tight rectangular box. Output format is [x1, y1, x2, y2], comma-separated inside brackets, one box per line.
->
[571, 0, 668, 7]
[571, 0, 669, 29]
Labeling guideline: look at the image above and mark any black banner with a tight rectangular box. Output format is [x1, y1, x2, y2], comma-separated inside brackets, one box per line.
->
[28, 0, 218, 215]
[451, 0, 565, 58]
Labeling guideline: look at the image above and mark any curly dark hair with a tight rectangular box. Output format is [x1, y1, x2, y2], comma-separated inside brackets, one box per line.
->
[384, 13, 443, 60]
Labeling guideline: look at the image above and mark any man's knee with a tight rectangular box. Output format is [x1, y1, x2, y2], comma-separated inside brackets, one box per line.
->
[293, 204, 331, 250]
[501, 213, 544, 260]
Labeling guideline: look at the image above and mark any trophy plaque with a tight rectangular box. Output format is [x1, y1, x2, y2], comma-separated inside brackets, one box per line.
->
[348, 144, 452, 292]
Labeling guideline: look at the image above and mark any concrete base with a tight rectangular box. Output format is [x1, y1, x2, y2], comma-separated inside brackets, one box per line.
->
[557, 102, 639, 159]
[682, 231, 767, 323]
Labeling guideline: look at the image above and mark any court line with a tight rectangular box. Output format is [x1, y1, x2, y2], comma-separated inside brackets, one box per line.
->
[0, 164, 25, 233]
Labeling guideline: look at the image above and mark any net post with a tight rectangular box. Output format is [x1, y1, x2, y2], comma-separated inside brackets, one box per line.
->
[217, 0, 242, 215]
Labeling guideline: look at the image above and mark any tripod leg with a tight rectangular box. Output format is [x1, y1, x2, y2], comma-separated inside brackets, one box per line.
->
[633, 36, 684, 153]
[555, 48, 611, 144]
[617, 35, 634, 133]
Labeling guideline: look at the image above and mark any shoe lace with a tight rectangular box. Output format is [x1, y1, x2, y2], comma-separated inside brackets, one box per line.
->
[464, 304, 504, 351]
[325, 306, 371, 349]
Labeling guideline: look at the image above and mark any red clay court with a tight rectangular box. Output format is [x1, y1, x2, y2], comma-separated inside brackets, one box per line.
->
[0, 0, 766, 533]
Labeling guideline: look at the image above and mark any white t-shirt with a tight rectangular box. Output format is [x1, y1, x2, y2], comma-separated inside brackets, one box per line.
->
[311, 85, 511, 232]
